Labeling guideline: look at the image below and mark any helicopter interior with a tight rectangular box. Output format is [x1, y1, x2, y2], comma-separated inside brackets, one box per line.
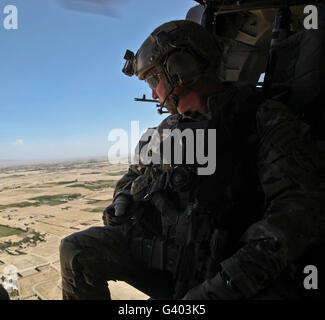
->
[187, 0, 324, 140]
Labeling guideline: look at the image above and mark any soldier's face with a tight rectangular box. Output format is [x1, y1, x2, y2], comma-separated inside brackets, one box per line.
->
[152, 80, 207, 115]
[152, 78, 169, 106]
[146, 69, 206, 115]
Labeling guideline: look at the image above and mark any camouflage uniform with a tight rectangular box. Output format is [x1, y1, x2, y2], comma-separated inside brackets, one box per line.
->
[60, 84, 325, 300]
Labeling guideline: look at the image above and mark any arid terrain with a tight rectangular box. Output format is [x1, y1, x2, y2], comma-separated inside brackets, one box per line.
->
[0, 158, 149, 300]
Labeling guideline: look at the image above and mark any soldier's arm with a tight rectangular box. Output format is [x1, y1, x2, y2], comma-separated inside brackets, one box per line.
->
[218, 100, 325, 298]
[113, 164, 144, 200]
[113, 114, 180, 201]
[184, 100, 325, 299]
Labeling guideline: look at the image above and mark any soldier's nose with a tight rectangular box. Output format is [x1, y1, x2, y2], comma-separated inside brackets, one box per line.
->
[152, 89, 158, 100]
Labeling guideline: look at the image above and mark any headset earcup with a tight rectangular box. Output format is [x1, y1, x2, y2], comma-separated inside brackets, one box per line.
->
[165, 51, 204, 87]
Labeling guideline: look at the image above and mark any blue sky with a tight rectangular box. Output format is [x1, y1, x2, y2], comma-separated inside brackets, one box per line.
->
[0, 0, 196, 161]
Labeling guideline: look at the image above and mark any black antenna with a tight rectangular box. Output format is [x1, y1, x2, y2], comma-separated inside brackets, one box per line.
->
[134, 94, 159, 103]
[134, 94, 169, 114]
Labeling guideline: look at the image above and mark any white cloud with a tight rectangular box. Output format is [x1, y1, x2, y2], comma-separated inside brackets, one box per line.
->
[12, 139, 24, 146]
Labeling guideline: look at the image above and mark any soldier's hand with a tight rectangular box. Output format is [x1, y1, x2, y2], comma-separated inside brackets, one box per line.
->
[113, 195, 130, 217]
[102, 195, 131, 226]
[182, 274, 243, 300]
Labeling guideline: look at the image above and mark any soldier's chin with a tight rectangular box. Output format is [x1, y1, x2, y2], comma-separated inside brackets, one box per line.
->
[177, 105, 186, 114]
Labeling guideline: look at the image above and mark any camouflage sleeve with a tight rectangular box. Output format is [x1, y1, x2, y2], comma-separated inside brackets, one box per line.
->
[113, 114, 180, 201]
[218, 100, 325, 298]
[113, 164, 144, 200]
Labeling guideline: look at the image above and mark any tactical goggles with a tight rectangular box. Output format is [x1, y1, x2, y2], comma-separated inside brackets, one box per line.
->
[144, 70, 160, 90]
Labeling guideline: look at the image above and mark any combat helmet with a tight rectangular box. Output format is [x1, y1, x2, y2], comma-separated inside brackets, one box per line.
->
[122, 20, 223, 114]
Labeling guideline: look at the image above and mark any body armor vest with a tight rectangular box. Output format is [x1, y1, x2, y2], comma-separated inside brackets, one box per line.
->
[130, 84, 265, 296]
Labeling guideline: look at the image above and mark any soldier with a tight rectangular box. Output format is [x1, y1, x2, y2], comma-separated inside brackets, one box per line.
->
[0, 284, 9, 300]
[59, 20, 325, 300]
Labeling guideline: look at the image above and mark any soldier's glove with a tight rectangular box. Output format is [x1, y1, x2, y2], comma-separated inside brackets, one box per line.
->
[182, 273, 243, 300]
[102, 195, 132, 226]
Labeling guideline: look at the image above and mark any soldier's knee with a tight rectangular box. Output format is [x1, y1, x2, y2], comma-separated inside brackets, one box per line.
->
[59, 228, 104, 272]
[59, 234, 83, 275]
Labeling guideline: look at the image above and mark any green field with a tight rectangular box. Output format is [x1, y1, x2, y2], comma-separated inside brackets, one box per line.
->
[0, 225, 25, 238]
[0, 230, 42, 250]
[67, 180, 116, 191]
[0, 201, 38, 210]
[86, 199, 112, 205]
[88, 207, 106, 213]
[108, 171, 127, 176]
[0, 193, 82, 210]
[86, 200, 102, 204]
[55, 180, 78, 185]
[80, 172, 101, 175]
[29, 193, 82, 206]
